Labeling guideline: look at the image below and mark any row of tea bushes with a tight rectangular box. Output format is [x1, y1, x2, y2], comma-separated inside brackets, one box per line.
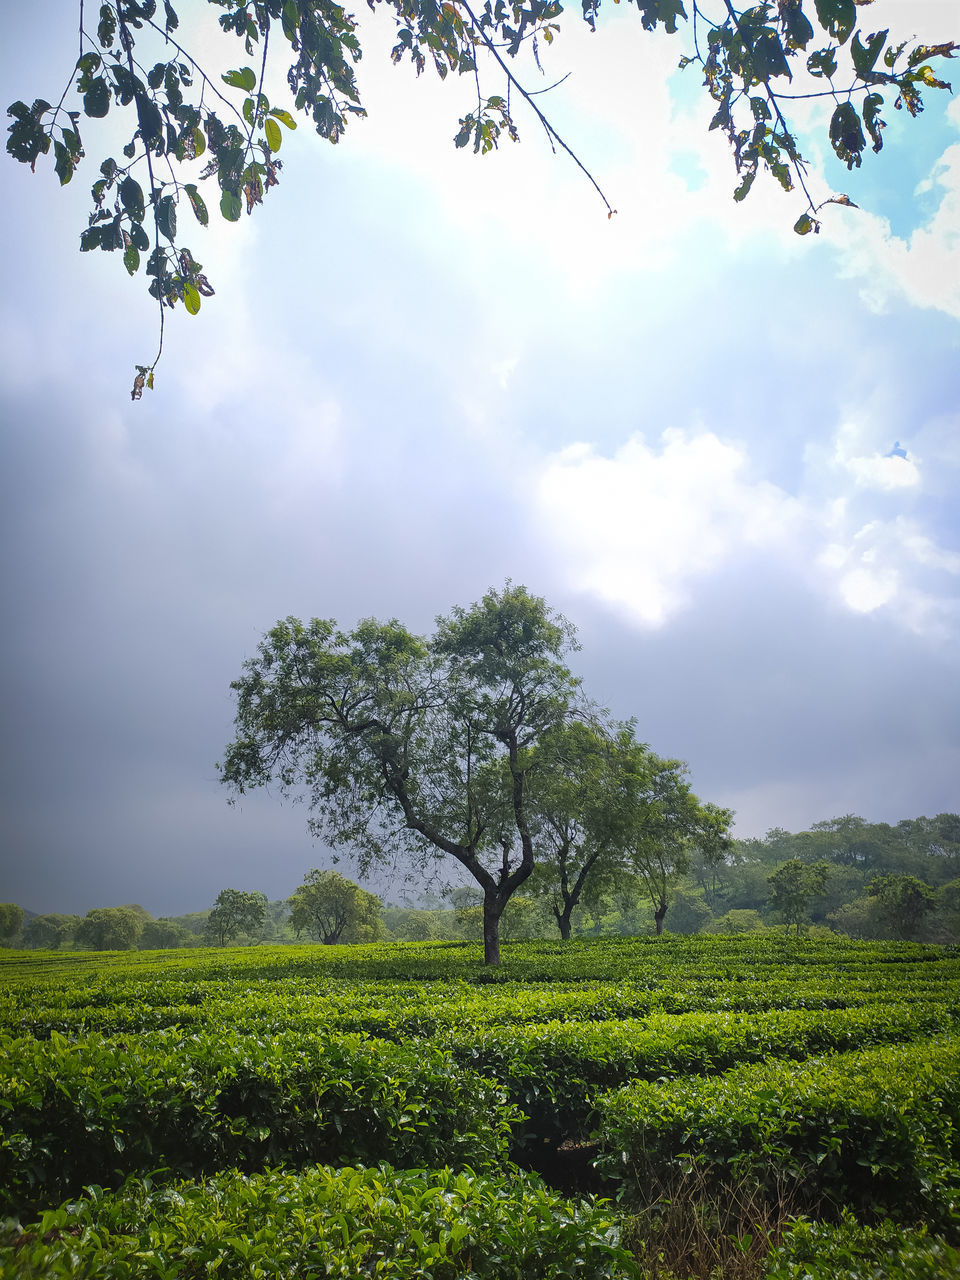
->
[3, 934, 958, 988]
[596, 1034, 960, 1229]
[3, 959, 958, 1042]
[766, 1213, 960, 1279]
[2, 999, 952, 1212]
[443, 1002, 960, 1147]
[0, 1028, 514, 1218]
[0, 1164, 638, 1279]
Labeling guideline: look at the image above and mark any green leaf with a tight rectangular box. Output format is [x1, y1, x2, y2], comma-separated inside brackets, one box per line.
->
[863, 93, 885, 152]
[220, 189, 242, 221]
[192, 126, 206, 158]
[80, 225, 103, 251]
[130, 221, 150, 251]
[829, 100, 865, 168]
[83, 77, 111, 118]
[851, 29, 888, 79]
[53, 140, 77, 186]
[123, 242, 141, 276]
[222, 67, 257, 92]
[97, 3, 117, 47]
[807, 47, 838, 78]
[156, 194, 177, 241]
[183, 281, 201, 314]
[813, 0, 856, 46]
[135, 92, 164, 145]
[793, 213, 815, 235]
[264, 118, 282, 152]
[119, 175, 145, 222]
[270, 108, 297, 130]
[184, 183, 208, 226]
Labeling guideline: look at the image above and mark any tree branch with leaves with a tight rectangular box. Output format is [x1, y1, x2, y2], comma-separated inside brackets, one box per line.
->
[7, 0, 955, 396]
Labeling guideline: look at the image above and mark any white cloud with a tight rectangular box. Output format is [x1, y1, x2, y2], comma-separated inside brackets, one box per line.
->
[536, 418, 959, 636]
[831, 421, 922, 491]
[535, 428, 804, 626]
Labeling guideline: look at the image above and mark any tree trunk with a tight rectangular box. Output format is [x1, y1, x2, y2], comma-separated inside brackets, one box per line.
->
[556, 909, 572, 941]
[483, 895, 502, 966]
[654, 901, 667, 935]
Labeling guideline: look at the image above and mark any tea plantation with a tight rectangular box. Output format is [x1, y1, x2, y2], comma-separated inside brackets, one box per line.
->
[1, 934, 958, 1278]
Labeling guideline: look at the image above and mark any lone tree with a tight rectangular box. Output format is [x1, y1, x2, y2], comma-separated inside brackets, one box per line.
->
[221, 583, 586, 965]
[7, 1, 956, 396]
[288, 868, 383, 944]
[205, 887, 268, 946]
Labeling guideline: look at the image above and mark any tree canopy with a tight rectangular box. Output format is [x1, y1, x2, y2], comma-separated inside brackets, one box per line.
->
[205, 887, 268, 945]
[288, 868, 384, 943]
[7, 1, 956, 396]
[221, 583, 589, 964]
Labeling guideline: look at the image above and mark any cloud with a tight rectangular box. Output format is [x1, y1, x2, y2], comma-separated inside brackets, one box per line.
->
[535, 428, 805, 626]
[536, 415, 959, 638]
[831, 421, 922, 492]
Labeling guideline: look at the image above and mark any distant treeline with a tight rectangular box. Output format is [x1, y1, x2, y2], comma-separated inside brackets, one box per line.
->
[3, 812, 958, 950]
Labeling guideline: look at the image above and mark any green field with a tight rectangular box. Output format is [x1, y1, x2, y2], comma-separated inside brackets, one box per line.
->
[1, 934, 959, 1278]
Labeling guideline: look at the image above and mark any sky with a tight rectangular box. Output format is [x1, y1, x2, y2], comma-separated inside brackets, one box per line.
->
[1, 1, 958, 917]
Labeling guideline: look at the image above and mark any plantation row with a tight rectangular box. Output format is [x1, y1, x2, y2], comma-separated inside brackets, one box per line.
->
[2, 935, 959, 1277]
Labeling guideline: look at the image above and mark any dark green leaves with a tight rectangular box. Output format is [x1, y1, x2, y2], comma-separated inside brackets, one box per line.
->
[851, 29, 889, 79]
[156, 193, 176, 240]
[814, 0, 856, 46]
[82, 78, 111, 118]
[6, 99, 51, 170]
[135, 91, 163, 145]
[119, 175, 145, 222]
[829, 100, 866, 167]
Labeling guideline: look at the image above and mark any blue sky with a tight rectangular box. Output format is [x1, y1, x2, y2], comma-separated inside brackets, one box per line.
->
[1, 0, 958, 915]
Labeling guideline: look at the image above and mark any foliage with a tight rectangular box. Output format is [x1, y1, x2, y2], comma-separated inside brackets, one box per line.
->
[5, 1, 956, 395]
[0, 1163, 638, 1280]
[0, 1025, 515, 1216]
[525, 723, 729, 939]
[0, 905, 24, 945]
[288, 868, 384, 944]
[596, 1034, 960, 1228]
[221, 583, 586, 965]
[868, 874, 938, 940]
[766, 1212, 960, 1280]
[139, 916, 193, 948]
[74, 906, 144, 950]
[205, 887, 267, 946]
[20, 913, 82, 950]
[444, 1002, 959, 1150]
[767, 859, 830, 935]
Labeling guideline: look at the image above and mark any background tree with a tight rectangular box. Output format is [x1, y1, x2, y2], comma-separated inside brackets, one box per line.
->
[22, 913, 81, 950]
[0, 904, 24, 947]
[527, 722, 730, 938]
[523, 722, 636, 941]
[140, 917, 192, 949]
[7, 1, 955, 395]
[221, 583, 585, 965]
[767, 859, 830, 936]
[74, 905, 144, 950]
[288, 869, 383, 944]
[204, 887, 267, 946]
[628, 772, 731, 935]
[868, 873, 937, 941]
